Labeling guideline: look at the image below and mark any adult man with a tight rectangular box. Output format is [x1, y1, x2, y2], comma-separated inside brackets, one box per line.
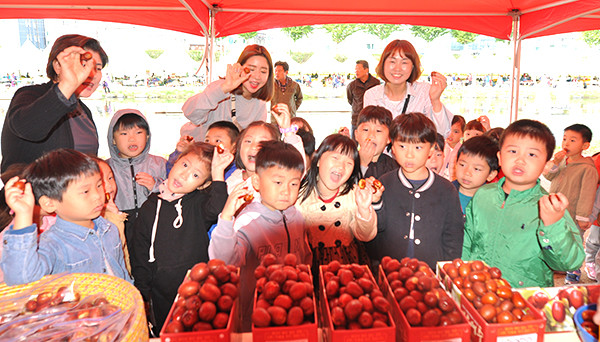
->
[346, 60, 380, 135]
[271, 61, 303, 123]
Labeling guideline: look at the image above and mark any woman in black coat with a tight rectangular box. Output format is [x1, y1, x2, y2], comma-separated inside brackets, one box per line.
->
[1, 34, 108, 172]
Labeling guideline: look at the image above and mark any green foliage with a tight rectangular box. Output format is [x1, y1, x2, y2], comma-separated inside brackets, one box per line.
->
[372, 53, 381, 61]
[451, 30, 478, 45]
[583, 30, 600, 46]
[362, 24, 401, 40]
[145, 49, 164, 59]
[239, 32, 258, 41]
[323, 24, 361, 44]
[409, 26, 449, 42]
[334, 54, 347, 63]
[289, 51, 314, 64]
[282, 26, 314, 41]
[453, 53, 461, 59]
[187, 50, 204, 62]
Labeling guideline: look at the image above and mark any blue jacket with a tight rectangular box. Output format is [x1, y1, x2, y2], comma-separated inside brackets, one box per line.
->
[1, 216, 132, 285]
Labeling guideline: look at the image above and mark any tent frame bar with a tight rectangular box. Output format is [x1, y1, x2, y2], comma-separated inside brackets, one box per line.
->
[509, 10, 522, 123]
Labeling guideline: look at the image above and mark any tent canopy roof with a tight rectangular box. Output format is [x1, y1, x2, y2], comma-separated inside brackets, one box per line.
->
[1, 0, 599, 39]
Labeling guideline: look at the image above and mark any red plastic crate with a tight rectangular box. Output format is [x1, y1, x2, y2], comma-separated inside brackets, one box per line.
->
[437, 261, 546, 342]
[319, 264, 396, 342]
[252, 266, 318, 342]
[160, 298, 235, 342]
[378, 264, 471, 342]
[160, 268, 239, 342]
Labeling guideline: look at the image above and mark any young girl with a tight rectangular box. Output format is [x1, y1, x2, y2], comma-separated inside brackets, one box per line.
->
[426, 133, 445, 174]
[226, 104, 305, 201]
[91, 157, 130, 274]
[129, 142, 232, 336]
[298, 134, 378, 268]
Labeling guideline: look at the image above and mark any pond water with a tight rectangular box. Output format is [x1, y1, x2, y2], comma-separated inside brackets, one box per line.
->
[1, 83, 599, 160]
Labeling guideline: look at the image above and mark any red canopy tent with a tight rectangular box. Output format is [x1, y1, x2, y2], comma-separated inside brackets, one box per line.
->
[1, 0, 599, 119]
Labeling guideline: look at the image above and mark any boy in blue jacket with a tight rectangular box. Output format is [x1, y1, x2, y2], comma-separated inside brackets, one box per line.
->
[1, 149, 131, 285]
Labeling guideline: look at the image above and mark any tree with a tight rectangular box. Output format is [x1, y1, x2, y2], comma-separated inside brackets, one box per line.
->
[282, 26, 314, 41]
[289, 51, 314, 64]
[583, 30, 600, 46]
[187, 50, 203, 62]
[451, 30, 478, 45]
[239, 32, 258, 41]
[362, 24, 401, 40]
[323, 24, 361, 44]
[145, 49, 164, 59]
[409, 26, 448, 42]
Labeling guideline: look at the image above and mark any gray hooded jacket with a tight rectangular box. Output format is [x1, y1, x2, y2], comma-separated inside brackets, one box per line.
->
[107, 109, 166, 211]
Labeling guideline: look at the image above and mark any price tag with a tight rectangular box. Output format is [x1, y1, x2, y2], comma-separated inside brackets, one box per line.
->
[497, 333, 538, 342]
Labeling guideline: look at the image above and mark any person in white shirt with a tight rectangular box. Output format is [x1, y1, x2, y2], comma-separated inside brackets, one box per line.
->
[363, 40, 453, 138]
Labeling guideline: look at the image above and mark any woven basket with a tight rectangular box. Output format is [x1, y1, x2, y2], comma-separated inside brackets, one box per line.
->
[0, 273, 148, 341]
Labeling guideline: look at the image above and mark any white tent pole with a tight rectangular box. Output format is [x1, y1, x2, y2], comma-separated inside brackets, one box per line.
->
[208, 7, 216, 82]
[509, 10, 522, 123]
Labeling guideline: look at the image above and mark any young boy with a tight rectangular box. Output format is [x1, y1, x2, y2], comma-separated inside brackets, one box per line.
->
[426, 133, 445, 174]
[208, 140, 311, 331]
[366, 112, 464, 270]
[463, 119, 585, 288]
[107, 109, 166, 245]
[543, 123, 597, 283]
[354, 105, 398, 179]
[441, 115, 465, 181]
[453, 136, 499, 213]
[1, 149, 132, 285]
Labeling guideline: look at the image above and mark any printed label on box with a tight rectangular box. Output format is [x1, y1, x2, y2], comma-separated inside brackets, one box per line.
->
[422, 339, 463, 342]
[496, 333, 538, 342]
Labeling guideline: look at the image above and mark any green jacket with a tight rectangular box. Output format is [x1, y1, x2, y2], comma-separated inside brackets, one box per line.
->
[462, 178, 584, 288]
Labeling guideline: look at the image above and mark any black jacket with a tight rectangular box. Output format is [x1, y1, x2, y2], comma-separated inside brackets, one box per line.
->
[129, 181, 227, 334]
[1, 81, 97, 172]
[366, 168, 464, 269]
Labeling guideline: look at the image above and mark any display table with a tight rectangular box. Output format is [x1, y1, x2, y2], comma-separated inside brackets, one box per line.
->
[150, 331, 581, 341]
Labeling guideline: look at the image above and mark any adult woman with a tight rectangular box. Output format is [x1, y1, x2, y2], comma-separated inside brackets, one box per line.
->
[1, 34, 107, 173]
[181, 45, 274, 140]
[363, 40, 452, 137]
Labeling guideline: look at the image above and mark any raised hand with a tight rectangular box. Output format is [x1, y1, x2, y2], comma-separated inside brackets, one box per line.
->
[135, 172, 156, 191]
[272, 103, 291, 130]
[220, 63, 251, 94]
[429, 71, 447, 112]
[211, 146, 234, 181]
[4, 176, 35, 230]
[221, 183, 253, 221]
[539, 193, 569, 227]
[55, 46, 96, 98]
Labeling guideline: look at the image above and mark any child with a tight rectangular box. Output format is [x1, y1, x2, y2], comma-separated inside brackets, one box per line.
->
[585, 187, 600, 280]
[297, 129, 316, 164]
[463, 119, 585, 288]
[209, 140, 311, 331]
[453, 136, 499, 213]
[107, 109, 166, 246]
[92, 157, 130, 274]
[366, 113, 464, 270]
[426, 133, 445, 174]
[226, 104, 305, 199]
[130, 142, 231, 335]
[203, 121, 240, 180]
[291, 116, 313, 135]
[298, 134, 378, 269]
[354, 105, 398, 179]
[166, 121, 240, 177]
[543, 124, 597, 283]
[441, 115, 465, 181]
[1, 149, 132, 285]
[463, 119, 485, 141]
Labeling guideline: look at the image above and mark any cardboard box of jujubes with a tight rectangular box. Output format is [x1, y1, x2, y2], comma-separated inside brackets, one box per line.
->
[320, 262, 395, 342]
[251, 253, 318, 342]
[160, 259, 238, 342]
[379, 256, 470, 342]
[437, 259, 546, 342]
